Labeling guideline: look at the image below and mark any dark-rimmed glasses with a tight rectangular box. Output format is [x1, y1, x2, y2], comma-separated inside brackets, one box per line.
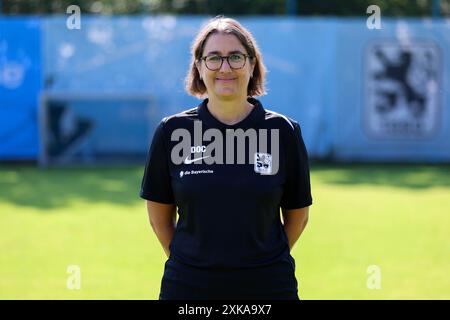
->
[200, 53, 252, 71]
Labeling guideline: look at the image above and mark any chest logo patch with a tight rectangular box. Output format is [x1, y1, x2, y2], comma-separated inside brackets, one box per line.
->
[254, 152, 272, 175]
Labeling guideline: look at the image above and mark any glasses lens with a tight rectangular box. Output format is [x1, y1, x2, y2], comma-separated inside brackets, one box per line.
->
[228, 54, 245, 69]
[205, 55, 222, 70]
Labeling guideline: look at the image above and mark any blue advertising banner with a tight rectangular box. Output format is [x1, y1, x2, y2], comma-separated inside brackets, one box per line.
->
[0, 18, 42, 159]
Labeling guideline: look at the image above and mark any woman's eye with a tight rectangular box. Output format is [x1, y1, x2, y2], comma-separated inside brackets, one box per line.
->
[207, 56, 221, 62]
[230, 54, 243, 61]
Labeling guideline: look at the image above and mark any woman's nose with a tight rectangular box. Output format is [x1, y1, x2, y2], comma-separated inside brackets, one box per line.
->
[219, 58, 232, 72]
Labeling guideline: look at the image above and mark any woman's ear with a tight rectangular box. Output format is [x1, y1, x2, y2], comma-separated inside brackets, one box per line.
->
[195, 61, 202, 80]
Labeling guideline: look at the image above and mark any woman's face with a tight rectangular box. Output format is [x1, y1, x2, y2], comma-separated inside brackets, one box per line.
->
[197, 33, 254, 100]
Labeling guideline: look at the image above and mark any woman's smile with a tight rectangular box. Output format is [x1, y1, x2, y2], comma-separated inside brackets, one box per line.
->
[215, 77, 237, 82]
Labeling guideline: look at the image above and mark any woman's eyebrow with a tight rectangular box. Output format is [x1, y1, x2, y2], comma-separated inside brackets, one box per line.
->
[205, 50, 245, 55]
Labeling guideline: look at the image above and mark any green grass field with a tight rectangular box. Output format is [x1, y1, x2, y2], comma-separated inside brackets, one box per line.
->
[1, 163, 449, 299]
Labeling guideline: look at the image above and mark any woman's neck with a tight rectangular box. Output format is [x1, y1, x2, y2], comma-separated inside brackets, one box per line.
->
[206, 96, 254, 126]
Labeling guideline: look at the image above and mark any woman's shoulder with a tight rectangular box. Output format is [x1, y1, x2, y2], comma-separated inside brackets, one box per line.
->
[153, 104, 203, 135]
[161, 106, 200, 125]
[262, 107, 301, 133]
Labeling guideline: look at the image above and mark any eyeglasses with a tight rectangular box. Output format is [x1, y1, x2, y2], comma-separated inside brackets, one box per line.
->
[200, 53, 252, 71]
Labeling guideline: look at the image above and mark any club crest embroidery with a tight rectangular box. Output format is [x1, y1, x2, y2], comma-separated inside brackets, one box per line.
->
[254, 152, 272, 175]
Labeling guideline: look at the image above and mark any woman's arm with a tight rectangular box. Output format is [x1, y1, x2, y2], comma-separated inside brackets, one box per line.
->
[281, 206, 310, 251]
[146, 200, 177, 258]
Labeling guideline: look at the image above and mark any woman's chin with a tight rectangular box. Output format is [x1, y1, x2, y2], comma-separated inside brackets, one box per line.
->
[214, 88, 238, 99]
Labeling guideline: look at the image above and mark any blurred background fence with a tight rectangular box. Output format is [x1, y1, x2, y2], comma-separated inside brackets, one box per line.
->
[1, 1, 450, 165]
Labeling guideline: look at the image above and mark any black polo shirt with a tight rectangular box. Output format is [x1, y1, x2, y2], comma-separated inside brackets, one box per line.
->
[140, 97, 312, 268]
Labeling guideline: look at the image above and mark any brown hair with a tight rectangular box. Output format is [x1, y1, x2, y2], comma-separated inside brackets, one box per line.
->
[185, 16, 267, 98]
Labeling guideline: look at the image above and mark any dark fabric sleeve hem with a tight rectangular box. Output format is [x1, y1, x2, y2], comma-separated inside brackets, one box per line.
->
[281, 199, 313, 210]
[139, 191, 175, 204]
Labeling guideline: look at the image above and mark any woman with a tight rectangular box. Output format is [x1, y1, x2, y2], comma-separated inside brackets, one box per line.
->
[140, 16, 312, 300]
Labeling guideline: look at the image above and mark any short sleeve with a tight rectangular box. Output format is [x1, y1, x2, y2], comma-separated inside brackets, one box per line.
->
[280, 121, 313, 210]
[139, 120, 174, 204]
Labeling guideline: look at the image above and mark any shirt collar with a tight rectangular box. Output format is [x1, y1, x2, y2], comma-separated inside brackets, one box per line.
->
[198, 97, 265, 129]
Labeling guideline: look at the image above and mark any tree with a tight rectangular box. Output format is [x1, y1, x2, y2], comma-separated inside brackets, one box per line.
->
[2, 0, 448, 16]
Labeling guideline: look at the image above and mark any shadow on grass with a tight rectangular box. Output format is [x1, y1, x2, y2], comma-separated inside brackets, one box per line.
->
[310, 162, 450, 189]
[0, 165, 146, 209]
[1, 163, 449, 210]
